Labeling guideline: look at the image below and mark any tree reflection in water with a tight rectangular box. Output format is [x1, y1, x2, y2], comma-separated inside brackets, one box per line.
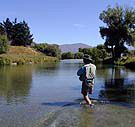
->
[0, 65, 32, 104]
[99, 67, 135, 103]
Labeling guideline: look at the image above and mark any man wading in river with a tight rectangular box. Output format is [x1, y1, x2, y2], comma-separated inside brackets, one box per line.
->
[77, 54, 96, 107]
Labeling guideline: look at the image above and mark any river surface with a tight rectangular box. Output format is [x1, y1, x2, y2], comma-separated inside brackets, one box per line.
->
[0, 60, 135, 127]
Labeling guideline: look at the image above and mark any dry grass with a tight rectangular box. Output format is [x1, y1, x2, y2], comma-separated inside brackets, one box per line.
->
[0, 46, 58, 65]
[7, 46, 42, 56]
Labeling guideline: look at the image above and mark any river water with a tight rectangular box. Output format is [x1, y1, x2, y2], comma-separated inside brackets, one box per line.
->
[0, 60, 135, 127]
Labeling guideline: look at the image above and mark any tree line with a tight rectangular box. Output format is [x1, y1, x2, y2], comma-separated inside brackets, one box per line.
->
[0, 5, 135, 62]
[62, 5, 135, 63]
[61, 44, 109, 63]
[32, 43, 61, 58]
[61, 52, 83, 59]
[0, 18, 60, 58]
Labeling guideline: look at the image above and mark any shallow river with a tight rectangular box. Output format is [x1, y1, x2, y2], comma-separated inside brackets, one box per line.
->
[0, 60, 135, 127]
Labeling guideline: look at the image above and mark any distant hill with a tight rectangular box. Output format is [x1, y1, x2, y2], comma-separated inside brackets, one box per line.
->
[59, 43, 91, 53]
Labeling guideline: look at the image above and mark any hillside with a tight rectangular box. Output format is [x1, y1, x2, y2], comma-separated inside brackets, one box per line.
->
[0, 46, 58, 65]
[59, 43, 91, 53]
[8, 46, 42, 56]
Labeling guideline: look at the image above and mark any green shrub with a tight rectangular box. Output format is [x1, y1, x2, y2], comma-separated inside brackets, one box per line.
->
[61, 52, 74, 59]
[0, 56, 11, 65]
[0, 35, 8, 54]
[74, 52, 83, 59]
[33, 43, 61, 59]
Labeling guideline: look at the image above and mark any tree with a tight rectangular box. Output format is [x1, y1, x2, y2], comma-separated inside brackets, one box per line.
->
[11, 21, 33, 46]
[61, 52, 74, 59]
[0, 18, 33, 46]
[99, 5, 135, 61]
[78, 48, 93, 56]
[0, 25, 5, 35]
[90, 47, 99, 63]
[0, 35, 8, 54]
[0, 18, 13, 40]
[44, 44, 61, 58]
[78, 46, 108, 62]
[74, 52, 83, 59]
[33, 43, 61, 58]
[96, 44, 108, 60]
[33, 43, 48, 53]
[96, 44, 105, 50]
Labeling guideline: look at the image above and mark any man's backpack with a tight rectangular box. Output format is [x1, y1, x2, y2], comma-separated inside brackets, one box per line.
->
[85, 66, 94, 83]
[79, 65, 94, 83]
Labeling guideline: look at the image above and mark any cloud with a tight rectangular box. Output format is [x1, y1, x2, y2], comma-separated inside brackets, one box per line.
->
[73, 23, 86, 28]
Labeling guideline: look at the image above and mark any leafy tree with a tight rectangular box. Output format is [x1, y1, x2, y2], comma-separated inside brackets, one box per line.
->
[33, 43, 61, 58]
[78, 46, 108, 62]
[96, 44, 108, 60]
[90, 47, 100, 63]
[44, 44, 61, 58]
[0, 18, 13, 40]
[0, 18, 33, 46]
[11, 21, 33, 46]
[96, 44, 106, 50]
[0, 35, 8, 54]
[33, 43, 48, 53]
[0, 25, 5, 35]
[78, 48, 83, 52]
[79, 48, 93, 56]
[99, 5, 135, 61]
[74, 52, 83, 59]
[128, 49, 135, 56]
[61, 52, 74, 59]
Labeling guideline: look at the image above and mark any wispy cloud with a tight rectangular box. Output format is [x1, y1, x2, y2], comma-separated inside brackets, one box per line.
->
[73, 23, 86, 28]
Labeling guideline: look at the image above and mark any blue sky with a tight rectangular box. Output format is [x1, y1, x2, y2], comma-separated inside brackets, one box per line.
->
[0, 0, 135, 46]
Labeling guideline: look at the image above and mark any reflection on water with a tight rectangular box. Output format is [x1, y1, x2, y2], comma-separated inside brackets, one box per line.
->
[0, 60, 135, 127]
[0, 66, 32, 103]
[98, 66, 135, 103]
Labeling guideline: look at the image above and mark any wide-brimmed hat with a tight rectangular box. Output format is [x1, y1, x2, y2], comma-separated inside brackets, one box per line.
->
[83, 54, 92, 62]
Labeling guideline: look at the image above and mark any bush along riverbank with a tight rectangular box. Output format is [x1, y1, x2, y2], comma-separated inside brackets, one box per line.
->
[116, 56, 135, 69]
[0, 46, 58, 65]
[101, 56, 135, 70]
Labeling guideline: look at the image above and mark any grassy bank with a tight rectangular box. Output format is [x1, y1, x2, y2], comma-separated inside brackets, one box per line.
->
[102, 56, 135, 69]
[0, 46, 58, 65]
[116, 56, 135, 69]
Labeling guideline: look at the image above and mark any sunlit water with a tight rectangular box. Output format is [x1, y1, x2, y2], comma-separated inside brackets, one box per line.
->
[0, 60, 135, 127]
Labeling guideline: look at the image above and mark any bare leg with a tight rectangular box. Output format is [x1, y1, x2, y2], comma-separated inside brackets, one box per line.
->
[83, 94, 92, 105]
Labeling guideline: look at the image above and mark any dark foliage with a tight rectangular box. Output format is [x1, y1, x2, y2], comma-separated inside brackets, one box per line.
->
[99, 5, 135, 61]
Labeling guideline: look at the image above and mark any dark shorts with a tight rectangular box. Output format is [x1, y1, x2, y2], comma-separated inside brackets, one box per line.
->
[81, 81, 93, 96]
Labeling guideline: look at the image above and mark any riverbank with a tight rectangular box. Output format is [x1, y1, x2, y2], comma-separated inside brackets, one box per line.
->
[116, 56, 135, 69]
[102, 56, 135, 69]
[0, 46, 58, 65]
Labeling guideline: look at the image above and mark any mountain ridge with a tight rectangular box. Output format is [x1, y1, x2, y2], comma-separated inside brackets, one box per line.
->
[59, 43, 91, 53]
